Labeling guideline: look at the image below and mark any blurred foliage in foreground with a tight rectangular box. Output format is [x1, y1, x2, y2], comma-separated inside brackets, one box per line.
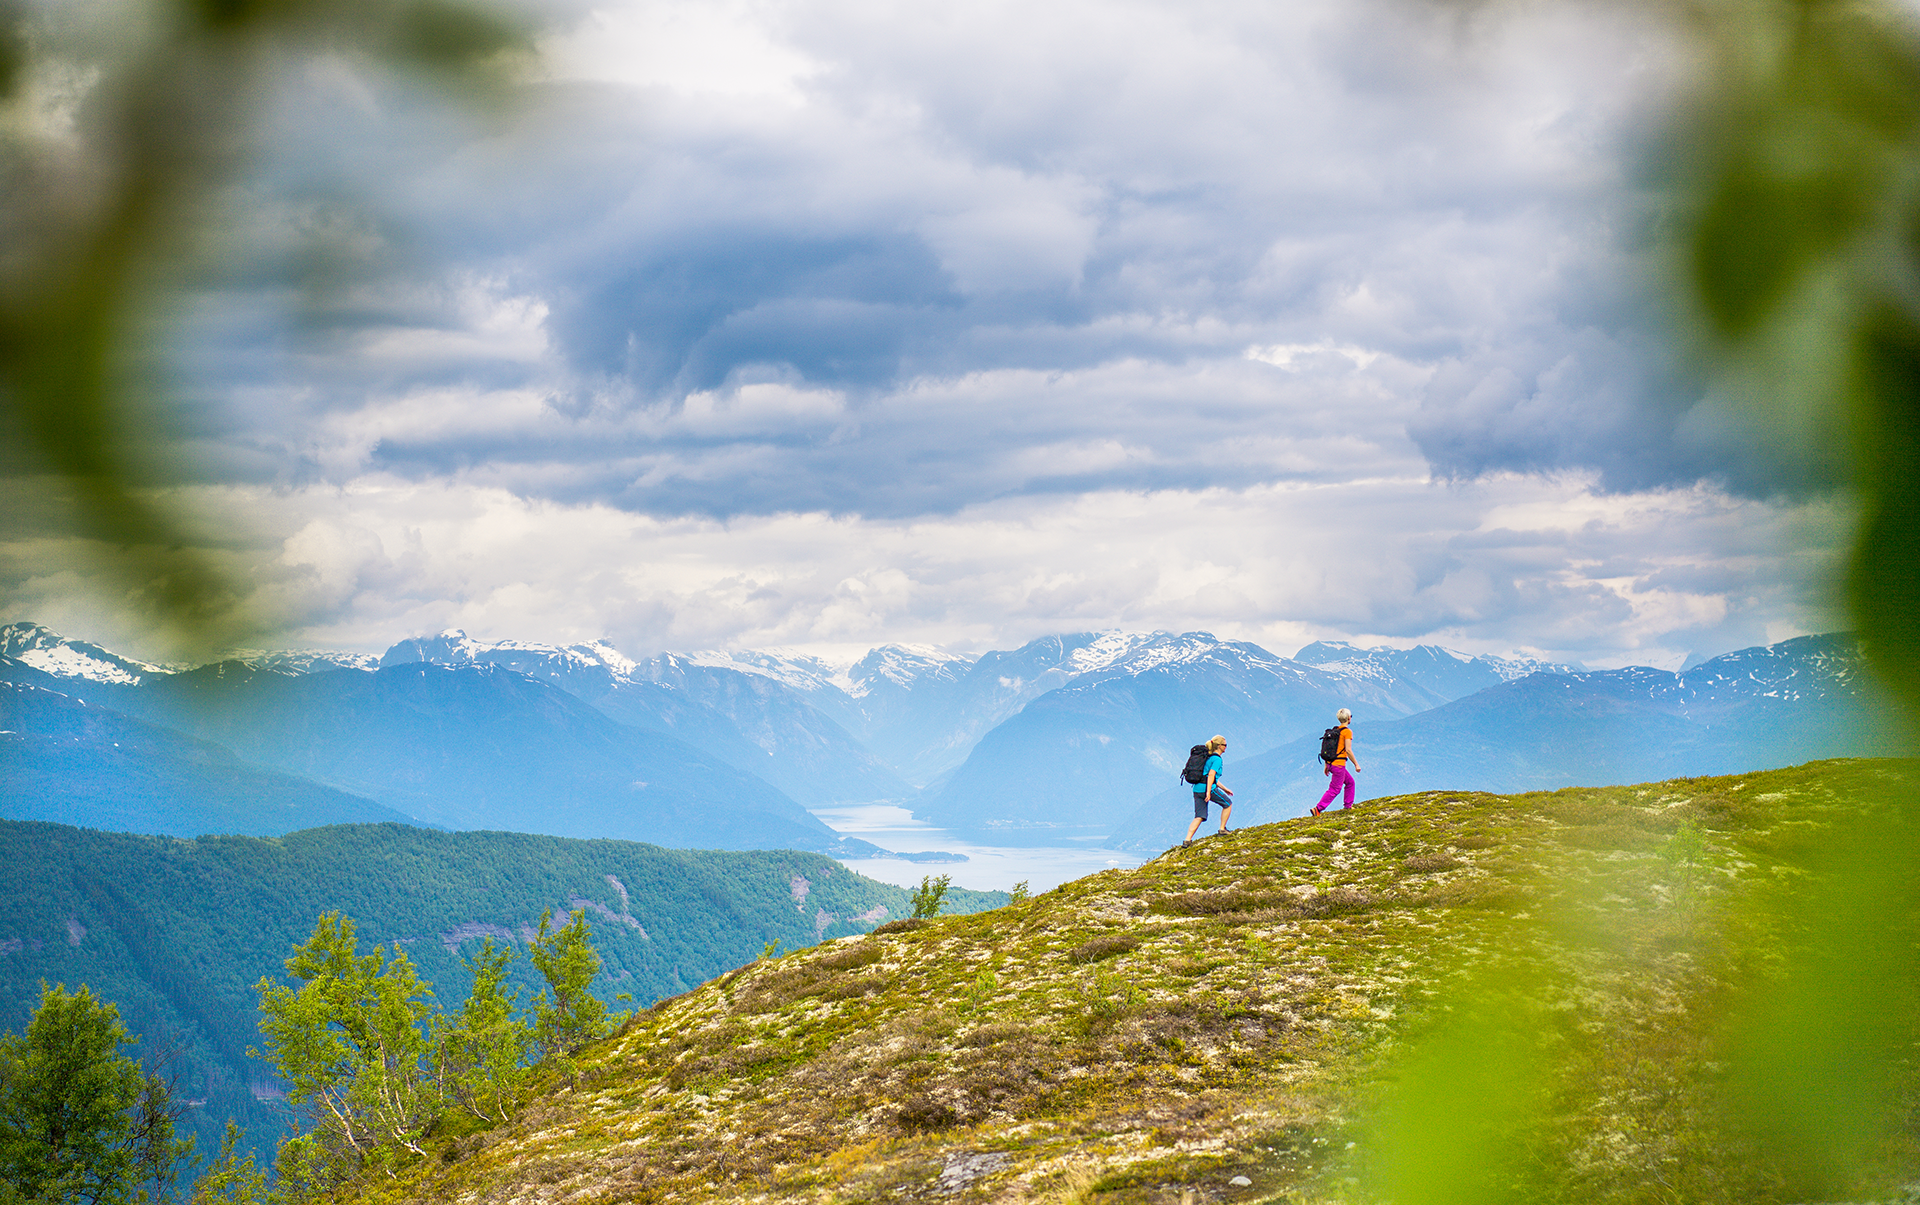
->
[0, 0, 528, 657]
[1374, 2, 1920, 1200]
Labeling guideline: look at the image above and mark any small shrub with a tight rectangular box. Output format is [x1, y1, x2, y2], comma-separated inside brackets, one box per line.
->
[1067, 934, 1141, 964]
[872, 918, 926, 935]
[817, 943, 884, 972]
[893, 1094, 958, 1134]
[1292, 886, 1376, 918]
[961, 969, 1000, 1009]
[818, 974, 883, 1001]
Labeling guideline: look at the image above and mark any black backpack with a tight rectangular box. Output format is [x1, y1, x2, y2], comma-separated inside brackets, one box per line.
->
[1319, 726, 1343, 765]
[1180, 744, 1212, 784]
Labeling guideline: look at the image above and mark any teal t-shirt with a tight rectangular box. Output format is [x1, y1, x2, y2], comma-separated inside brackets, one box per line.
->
[1192, 753, 1223, 792]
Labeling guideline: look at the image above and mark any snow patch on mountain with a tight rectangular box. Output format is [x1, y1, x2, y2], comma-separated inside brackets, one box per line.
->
[1294, 640, 1576, 685]
[677, 648, 855, 696]
[380, 630, 640, 678]
[844, 645, 976, 696]
[0, 622, 163, 684]
[229, 650, 381, 674]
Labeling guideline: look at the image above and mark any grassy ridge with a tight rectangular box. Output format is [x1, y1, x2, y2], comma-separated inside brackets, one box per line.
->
[353, 759, 1920, 1205]
[0, 821, 1003, 1166]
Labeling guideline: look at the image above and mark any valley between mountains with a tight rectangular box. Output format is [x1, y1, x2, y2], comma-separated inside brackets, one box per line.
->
[338, 760, 1920, 1205]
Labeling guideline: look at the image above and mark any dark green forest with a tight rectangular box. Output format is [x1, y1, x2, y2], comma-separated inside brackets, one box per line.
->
[0, 820, 1004, 1165]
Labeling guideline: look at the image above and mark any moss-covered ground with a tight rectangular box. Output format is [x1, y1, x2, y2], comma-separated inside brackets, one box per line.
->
[348, 759, 1920, 1205]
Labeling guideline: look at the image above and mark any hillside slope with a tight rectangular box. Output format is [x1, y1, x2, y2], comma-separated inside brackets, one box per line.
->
[0, 822, 1004, 1170]
[361, 759, 1920, 1205]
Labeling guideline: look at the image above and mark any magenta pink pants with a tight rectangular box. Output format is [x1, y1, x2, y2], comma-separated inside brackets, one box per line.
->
[1317, 764, 1355, 811]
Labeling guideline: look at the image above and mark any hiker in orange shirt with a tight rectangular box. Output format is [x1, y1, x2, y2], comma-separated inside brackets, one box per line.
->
[1313, 708, 1360, 814]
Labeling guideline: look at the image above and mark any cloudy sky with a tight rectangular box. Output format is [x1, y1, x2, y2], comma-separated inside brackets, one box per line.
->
[2, 0, 1854, 668]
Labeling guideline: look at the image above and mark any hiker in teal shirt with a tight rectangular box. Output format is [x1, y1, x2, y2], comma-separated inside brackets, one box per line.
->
[1183, 735, 1232, 847]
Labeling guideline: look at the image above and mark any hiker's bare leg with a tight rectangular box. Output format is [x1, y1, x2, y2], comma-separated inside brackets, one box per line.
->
[1219, 804, 1231, 833]
[1184, 815, 1203, 843]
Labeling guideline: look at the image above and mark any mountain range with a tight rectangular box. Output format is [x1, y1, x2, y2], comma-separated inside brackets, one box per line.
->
[1108, 631, 1904, 848]
[3, 618, 1897, 855]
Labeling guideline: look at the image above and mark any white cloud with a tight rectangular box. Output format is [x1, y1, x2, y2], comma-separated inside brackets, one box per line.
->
[3, 471, 1840, 669]
[541, 0, 821, 100]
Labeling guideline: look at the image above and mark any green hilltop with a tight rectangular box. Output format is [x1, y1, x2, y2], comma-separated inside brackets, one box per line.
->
[0, 822, 1004, 1165]
[346, 759, 1920, 1205]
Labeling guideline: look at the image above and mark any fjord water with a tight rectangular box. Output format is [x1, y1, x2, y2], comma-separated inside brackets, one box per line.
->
[812, 802, 1144, 891]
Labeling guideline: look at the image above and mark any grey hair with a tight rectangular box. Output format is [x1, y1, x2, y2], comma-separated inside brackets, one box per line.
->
[1336, 708, 1352, 723]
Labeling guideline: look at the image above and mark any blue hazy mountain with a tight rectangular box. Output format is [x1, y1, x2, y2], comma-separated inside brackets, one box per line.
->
[1, 678, 415, 835]
[1108, 632, 1901, 849]
[0, 648, 874, 855]
[381, 631, 916, 807]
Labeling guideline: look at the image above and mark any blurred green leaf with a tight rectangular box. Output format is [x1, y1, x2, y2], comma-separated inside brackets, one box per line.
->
[1368, 990, 1542, 1205]
[391, 0, 529, 72]
[0, 3, 23, 100]
[1691, 162, 1872, 337]
[1848, 305, 1920, 704]
[1724, 798, 1920, 1197]
[0, 0, 530, 656]
[1671, 0, 1920, 1195]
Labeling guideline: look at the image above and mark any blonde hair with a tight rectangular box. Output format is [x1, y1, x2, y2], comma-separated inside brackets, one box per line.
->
[1208, 735, 1227, 752]
[1336, 708, 1352, 724]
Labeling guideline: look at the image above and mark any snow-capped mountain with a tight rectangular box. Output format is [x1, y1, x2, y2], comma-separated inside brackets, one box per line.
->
[1292, 641, 1575, 708]
[0, 622, 164, 684]
[384, 632, 916, 808]
[228, 649, 381, 674]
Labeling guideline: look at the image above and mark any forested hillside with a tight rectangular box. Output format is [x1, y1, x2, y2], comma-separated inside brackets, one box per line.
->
[0, 821, 1003, 1163]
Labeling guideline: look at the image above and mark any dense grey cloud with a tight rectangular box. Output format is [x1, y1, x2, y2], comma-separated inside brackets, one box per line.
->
[144, 0, 1707, 516]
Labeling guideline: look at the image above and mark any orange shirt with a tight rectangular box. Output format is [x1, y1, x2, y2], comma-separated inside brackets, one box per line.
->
[1332, 725, 1352, 765]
